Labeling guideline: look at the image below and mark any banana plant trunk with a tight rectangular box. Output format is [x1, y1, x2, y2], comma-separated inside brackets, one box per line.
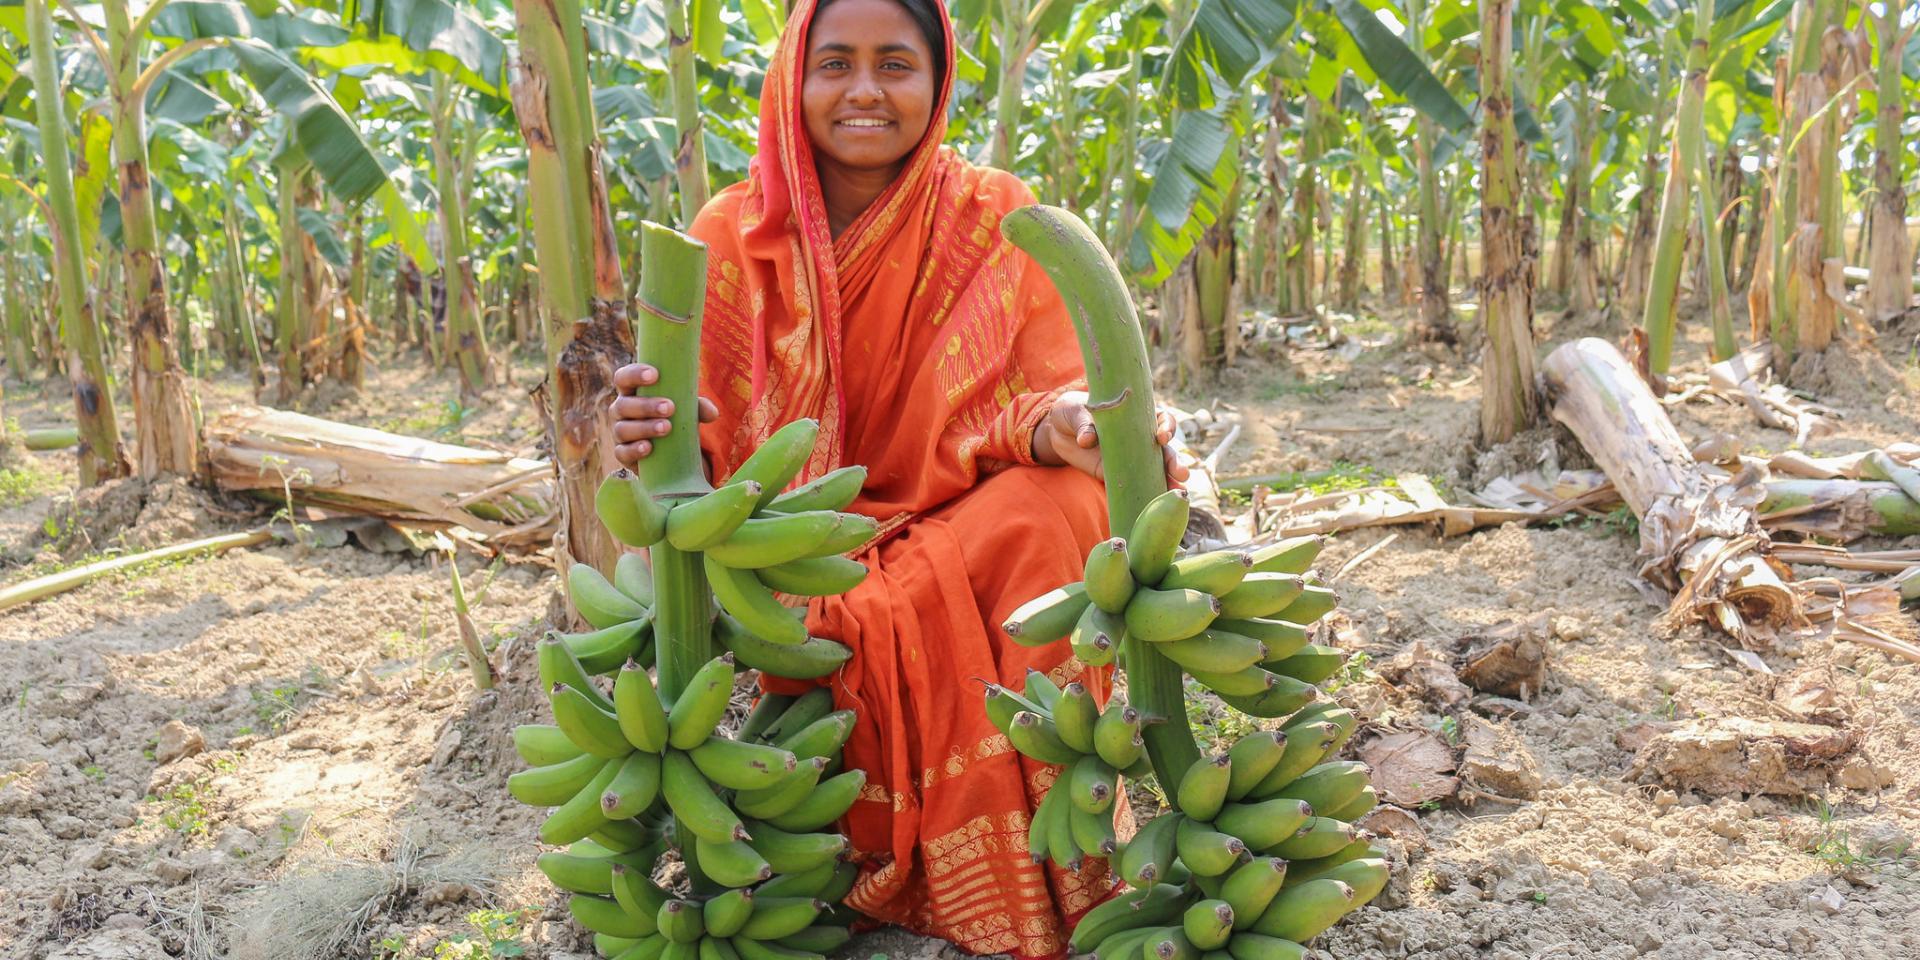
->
[432, 74, 492, 398]
[1292, 95, 1321, 318]
[27, 0, 128, 484]
[1406, 0, 1453, 341]
[3, 213, 32, 378]
[274, 160, 308, 403]
[1337, 175, 1365, 309]
[1621, 70, 1669, 314]
[1477, 0, 1537, 444]
[665, 0, 710, 223]
[1762, 0, 1853, 360]
[1865, 4, 1912, 323]
[990, 0, 1033, 171]
[511, 0, 635, 576]
[1639, 0, 1712, 379]
[343, 212, 368, 388]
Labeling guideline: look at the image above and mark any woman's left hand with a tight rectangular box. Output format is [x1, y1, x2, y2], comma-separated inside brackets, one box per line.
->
[1033, 390, 1190, 487]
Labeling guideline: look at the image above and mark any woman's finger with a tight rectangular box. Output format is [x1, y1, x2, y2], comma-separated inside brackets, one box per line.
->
[612, 363, 659, 392]
[1163, 444, 1190, 483]
[1074, 406, 1099, 448]
[613, 440, 652, 464]
[698, 397, 720, 423]
[613, 418, 673, 443]
[611, 395, 674, 421]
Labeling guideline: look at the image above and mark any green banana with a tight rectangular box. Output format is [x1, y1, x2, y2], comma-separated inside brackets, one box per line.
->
[614, 551, 656, 606]
[540, 636, 615, 712]
[661, 750, 749, 842]
[1174, 816, 1248, 877]
[735, 756, 828, 819]
[1069, 883, 1192, 953]
[656, 900, 705, 944]
[778, 926, 852, 953]
[1053, 683, 1099, 754]
[1310, 857, 1389, 906]
[1267, 818, 1358, 860]
[1182, 900, 1234, 951]
[598, 470, 671, 549]
[729, 936, 819, 960]
[691, 835, 774, 887]
[1224, 934, 1307, 960]
[983, 683, 1028, 736]
[537, 759, 622, 844]
[570, 562, 651, 629]
[552, 683, 636, 759]
[1145, 926, 1196, 960]
[1046, 780, 1081, 868]
[1008, 711, 1082, 765]
[706, 511, 841, 569]
[1027, 779, 1063, 864]
[727, 418, 819, 510]
[1279, 841, 1380, 888]
[1175, 754, 1232, 821]
[570, 893, 654, 938]
[707, 556, 809, 646]
[614, 662, 671, 752]
[1274, 584, 1336, 625]
[715, 614, 851, 680]
[537, 850, 619, 895]
[747, 821, 848, 873]
[766, 464, 866, 513]
[760, 688, 834, 742]
[1069, 799, 1118, 858]
[1093, 703, 1145, 770]
[1090, 927, 1156, 960]
[1320, 784, 1378, 823]
[1117, 813, 1181, 888]
[1268, 761, 1369, 816]
[1216, 618, 1310, 661]
[1212, 797, 1314, 850]
[1186, 665, 1278, 698]
[756, 555, 868, 596]
[601, 935, 653, 960]
[514, 724, 584, 766]
[661, 940, 699, 960]
[776, 710, 856, 761]
[592, 817, 662, 854]
[1250, 879, 1354, 942]
[765, 768, 865, 832]
[701, 936, 745, 960]
[1070, 604, 1124, 667]
[817, 860, 859, 902]
[1156, 630, 1268, 674]
[666, 654, 738, 750]
[1249, 536, 1322, 575]
[1004, 582, 1091, 645]
[738, 693, 797, 743]
[600, 750, 664, 819]
[1160, 550, 1252, 596]
[1084, 538, 1137, 613]
[1220, 857, 1288, 929]
[807, 513, 878, 557]
[755, 862, 838, 899]
[1022, 668, 1063, 710]
[691, 736, 798, 791]
[1124, 587, 1221, 643]
[1249, 722, 1335, 798]
[1127, 489, 1190, 586]
[600, 874, 665, 941]
[1216, 677, 1319, 719]
[1266, 645, 1345, 685]
[1283, 703, 1358, 755]
[665, 482, 762, 551]
[561, 619, 652, 674]
[1216, 574, 1305, 620]
[737, 898, 826, 941]
[1067, 754, 1117, 814]
[1223, 732, 1287, 802]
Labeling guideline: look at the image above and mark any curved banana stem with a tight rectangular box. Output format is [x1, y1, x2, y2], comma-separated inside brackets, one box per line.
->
[1000, 205, 1201, 788]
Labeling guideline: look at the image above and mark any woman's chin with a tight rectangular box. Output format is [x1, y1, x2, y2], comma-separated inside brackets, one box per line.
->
[821, 145, 913, 176]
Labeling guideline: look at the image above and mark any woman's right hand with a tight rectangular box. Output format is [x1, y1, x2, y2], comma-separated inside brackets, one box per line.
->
[610, 363, 719, 468]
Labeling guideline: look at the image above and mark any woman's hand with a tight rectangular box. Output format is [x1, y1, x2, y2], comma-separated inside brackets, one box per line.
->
[609, 363, 719, 468]
[1032, 390, 1189, 487]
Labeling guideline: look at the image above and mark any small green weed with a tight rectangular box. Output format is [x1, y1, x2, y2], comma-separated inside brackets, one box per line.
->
[148, 781, 211, 837]
[1431, 714, 1460, 746]
[1323, 651, 1374, 693]
[375, 908, 535, 960]
[1550, 504, 1639, 538]
[251, 685, 302, 734]
[0, 459, 59, 507]
[81, 764, 105, 782]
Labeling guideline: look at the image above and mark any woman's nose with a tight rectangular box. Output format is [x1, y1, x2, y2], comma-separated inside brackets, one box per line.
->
[846, 72, 884, 105]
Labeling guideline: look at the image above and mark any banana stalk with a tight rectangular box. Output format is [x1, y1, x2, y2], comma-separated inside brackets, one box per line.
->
[1000, 206, 1200, 787]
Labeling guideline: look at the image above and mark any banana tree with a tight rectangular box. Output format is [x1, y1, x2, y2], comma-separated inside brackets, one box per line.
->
[1864, 2, 1915, 322]
[1478, 0, 1535, 443]
[430, 70, 491, 396]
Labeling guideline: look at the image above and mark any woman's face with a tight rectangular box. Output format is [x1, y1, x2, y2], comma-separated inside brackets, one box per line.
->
[801, 0, 938, 179]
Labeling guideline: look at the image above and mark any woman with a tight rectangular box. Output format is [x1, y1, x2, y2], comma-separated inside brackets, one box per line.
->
[609, 0, 1182, 955]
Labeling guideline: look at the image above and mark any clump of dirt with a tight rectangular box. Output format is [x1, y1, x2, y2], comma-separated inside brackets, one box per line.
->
[1787, 342, 1906, 416]
[31, 476, 260, 563]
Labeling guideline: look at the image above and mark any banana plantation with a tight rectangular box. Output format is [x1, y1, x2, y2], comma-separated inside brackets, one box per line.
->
[0, 0, 1917, 958]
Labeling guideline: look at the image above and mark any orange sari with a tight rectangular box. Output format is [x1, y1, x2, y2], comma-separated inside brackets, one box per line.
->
[688, 1, 1118, 955]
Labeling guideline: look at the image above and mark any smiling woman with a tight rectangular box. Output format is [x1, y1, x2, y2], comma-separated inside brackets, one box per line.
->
[609, 0, 1187, 955]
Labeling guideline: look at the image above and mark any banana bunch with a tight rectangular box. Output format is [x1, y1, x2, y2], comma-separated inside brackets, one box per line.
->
[1071, 702, 1386, 960]
[982, 670, 1153, 870]
[1003, 489, 1339, 716]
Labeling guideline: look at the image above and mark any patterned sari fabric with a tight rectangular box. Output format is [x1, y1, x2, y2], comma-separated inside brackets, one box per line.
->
[686, 1, 1121, 955]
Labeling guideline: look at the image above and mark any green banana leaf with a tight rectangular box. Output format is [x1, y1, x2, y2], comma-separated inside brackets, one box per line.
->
[227, 39, 385, 205]
[343, 0, 506, 95]
[1129, 107, 1240, 285]
[1326, 0, 1472, 133]
[1165, 0, 1301, 110]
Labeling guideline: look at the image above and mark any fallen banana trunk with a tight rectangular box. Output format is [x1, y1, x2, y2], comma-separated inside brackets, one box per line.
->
[1703, 343, 1837, 446]
[1542, 338, 1797, 645]
[203, 406, 558, 548]
[0, 529, 274, 612]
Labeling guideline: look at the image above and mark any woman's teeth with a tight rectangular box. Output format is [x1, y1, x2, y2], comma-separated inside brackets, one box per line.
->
[839, 119, 891, 127]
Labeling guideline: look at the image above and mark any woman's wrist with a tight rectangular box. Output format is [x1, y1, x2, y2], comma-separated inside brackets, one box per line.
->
[1030, 420, 1062, 466]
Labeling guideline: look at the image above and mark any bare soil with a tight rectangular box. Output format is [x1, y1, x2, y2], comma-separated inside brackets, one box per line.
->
[3, 305, 1916, 960]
